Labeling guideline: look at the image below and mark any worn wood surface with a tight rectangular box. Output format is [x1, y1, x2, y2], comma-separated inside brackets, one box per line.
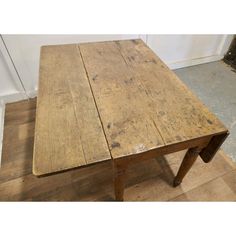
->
[0, 99, 235, 201]
[34, 39, 228, 178]
[33, 44, 111, 176]
[79, 39, 228, 159]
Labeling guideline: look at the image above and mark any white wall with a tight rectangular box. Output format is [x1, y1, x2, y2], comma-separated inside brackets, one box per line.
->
[0, 34, 233, 101]
[147, 35, 233, 69]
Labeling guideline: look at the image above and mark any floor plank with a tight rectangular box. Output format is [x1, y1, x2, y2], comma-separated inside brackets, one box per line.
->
[222, 169, 236, 194]
[171, 178, 236, 201]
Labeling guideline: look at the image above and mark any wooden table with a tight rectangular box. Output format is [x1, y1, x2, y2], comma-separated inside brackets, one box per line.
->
[33, 39, 229, 201]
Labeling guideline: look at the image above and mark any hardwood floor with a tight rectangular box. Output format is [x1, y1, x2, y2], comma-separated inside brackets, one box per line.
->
[0, 98, 235, 201]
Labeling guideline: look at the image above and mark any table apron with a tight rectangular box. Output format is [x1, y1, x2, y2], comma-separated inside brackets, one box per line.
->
[112, 134, 219, 166]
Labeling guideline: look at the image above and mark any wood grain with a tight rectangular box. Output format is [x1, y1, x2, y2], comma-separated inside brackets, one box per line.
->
[79, 39, 228, 159]
[172, 178, 236, 201]
[33, 44, 111, 176]
[33, 39, 228, 180]
[1, 100, 235, 201]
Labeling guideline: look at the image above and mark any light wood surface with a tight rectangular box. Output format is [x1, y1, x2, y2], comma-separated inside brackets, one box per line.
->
[79, 39, 227, 159]
[0, 99, 235, 201]
[33, 44, 111, 176]
[33, 38, 228, 191]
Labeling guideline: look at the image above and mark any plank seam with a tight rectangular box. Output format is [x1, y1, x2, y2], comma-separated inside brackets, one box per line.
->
[77, 45, 113, 160]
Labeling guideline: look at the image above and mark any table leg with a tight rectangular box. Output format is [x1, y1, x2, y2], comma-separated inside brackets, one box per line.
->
[173, 147, 201, 187]
[113, 161, 127, 201]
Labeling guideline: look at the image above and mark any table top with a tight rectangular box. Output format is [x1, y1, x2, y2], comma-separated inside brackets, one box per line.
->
[33, 39, 228, 176]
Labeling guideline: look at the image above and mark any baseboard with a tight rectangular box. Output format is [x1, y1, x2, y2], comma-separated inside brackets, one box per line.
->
[0, 92, 28, 104]
[27, 90, 37, 98]
[168, 55, 223, 70]
[0, 100, 5, 167]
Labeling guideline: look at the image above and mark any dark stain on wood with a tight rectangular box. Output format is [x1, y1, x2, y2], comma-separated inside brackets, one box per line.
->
[131, 39, 139, 45]
[115, 41, 121, 47]
[207, 119, 213, 125]
[175, 135, 182, 141]
[152, 59, 157, 64]
[111, 142, 121, 149]
[124, 77, 134, 85]
[159, 111, 165, 116]
[92, 75, 98, 81]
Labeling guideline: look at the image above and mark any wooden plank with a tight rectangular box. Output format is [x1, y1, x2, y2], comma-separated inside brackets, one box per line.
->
[79, 39, 228, 159]
[172, 178, 236, 201]
[79, 41, 165, 158]
[33, 44, 111, 176]
[5, 98, 36, 113]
